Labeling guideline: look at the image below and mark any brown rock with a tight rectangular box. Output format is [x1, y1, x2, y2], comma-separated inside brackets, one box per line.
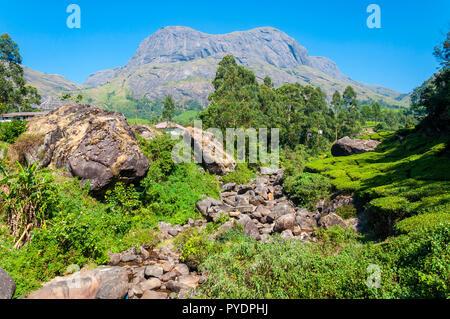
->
[331, 136, 381, 157]
[140, 278, 162, 291]
[319, 213, 348, 230]
[141, 290, 168, 299]
[20, 104, 149, 194]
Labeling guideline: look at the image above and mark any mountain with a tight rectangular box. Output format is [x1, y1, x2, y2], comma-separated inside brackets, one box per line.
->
[26, 26, 409, 111]
[23, 66, 83, 110]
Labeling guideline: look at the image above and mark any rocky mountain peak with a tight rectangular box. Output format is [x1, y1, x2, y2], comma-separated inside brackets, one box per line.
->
[124, 26, 343, 78]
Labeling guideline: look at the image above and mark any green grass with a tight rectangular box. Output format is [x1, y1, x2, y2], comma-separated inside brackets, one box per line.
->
[306, 130, 450, 233]
[0, 134, 221, 298]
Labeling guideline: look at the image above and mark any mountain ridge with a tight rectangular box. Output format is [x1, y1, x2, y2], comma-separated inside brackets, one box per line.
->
[24, 26, 410, 111]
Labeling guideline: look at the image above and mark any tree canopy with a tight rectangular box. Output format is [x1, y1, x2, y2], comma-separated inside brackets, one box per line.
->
[0, 33, 40, 113]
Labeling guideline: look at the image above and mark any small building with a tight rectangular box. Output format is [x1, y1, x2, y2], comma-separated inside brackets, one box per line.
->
[154, 121, 186, 136]
[0, 112, 48, 123]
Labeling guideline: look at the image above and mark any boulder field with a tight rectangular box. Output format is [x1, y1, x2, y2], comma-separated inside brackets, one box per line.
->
[26, 167, 359, 300]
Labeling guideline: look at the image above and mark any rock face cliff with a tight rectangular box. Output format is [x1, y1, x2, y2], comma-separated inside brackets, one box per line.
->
[21, 104, 149, 194]
[124, 26, 344, 78]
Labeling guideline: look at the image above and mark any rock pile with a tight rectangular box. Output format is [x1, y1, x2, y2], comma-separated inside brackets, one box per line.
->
[196, 167, 356, 242]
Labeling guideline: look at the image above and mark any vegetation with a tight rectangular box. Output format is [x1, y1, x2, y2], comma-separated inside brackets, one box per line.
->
[162, 94, 176, 121]
[0, 33, 448, 300]
[0, 119, 27, 143]
[0, 34, 40, 113]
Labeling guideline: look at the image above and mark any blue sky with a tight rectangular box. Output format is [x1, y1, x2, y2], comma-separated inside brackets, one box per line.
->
[0, 0, 449, 93]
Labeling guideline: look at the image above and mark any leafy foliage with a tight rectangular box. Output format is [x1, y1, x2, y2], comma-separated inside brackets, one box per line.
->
[0, 119, 27, 143]
[283, 172, 331, 209]
[0, 34, 40, 112]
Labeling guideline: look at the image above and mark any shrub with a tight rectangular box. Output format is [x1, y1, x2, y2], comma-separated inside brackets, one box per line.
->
[105, 182, 141, 215]
[0, 119, 27, 144]
[0, 162, 59, 244]
[335, 204, 358, 219]
[284, 172, 331, 209]
[141, 162, 220, 226]
[221, 163, 254, 185]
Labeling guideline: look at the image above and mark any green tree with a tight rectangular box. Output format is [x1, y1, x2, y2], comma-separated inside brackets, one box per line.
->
[331, 90, 342, 141]
[343, 85, 358, 109]
[413, 31, 450, 133]
[0, 34, 40, 112]
[371, 102, 382, 122]
[162, 94, 175, 121]
[200, 55, 262, 129]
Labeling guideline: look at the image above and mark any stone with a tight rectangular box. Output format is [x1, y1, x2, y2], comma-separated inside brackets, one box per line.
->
[166, 280, 190, 293]
[140, 278, 162, 291]
[184, 127, 236, 175]
[238, 215, 261, 240]
[331, 136, 381, 157]
[178, 275, 199, 288]
[318, 213, 348, 230]
[27, 266, 128, 299]
[237, 184, 253, 195]
[174, 264, 190, 276]
[121, 248, 138, 263]
[219, 220, 235, 232]
[96, 280, 129, 299]
[145, 265, 164, 278]
[196, 197, 222, 217]
[267, 202, 295, 222]
[108, 253, 121, 266]
[235, 205, 256, 213]
[295, 214, 318, 233]
[161, 271, 178, 282]
[141, 290, 168, 299]
[249, 195, 265, 206]
[139, 246, 150, 260]
[229, 211, 241, 218]
[129, 284, 144, 298]
[221, 183, 236, 192]
[21, 104, 149, 195]
[0, 267, 15, 299]
[273, 213, 296, 233]
[168, 228, 179, 237]
[162, 261, 175, 273]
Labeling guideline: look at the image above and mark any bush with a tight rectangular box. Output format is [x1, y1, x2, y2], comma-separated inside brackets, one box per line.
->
[140, 163, 220, 226]
[0, 162, 60, 243]
[283, 172, 331, 209]
[335, 204, 357, 219]
[0, 119, 27, 144]
[221, 163, 254, 185]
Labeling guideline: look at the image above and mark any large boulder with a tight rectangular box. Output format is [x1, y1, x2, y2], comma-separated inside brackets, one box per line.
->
[27, 266, 129, 299]
[331, 136, 381, 156]
[19, 104, 149, 194]
[0, 267, 15, 299]
[184, 127, 236, 175]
